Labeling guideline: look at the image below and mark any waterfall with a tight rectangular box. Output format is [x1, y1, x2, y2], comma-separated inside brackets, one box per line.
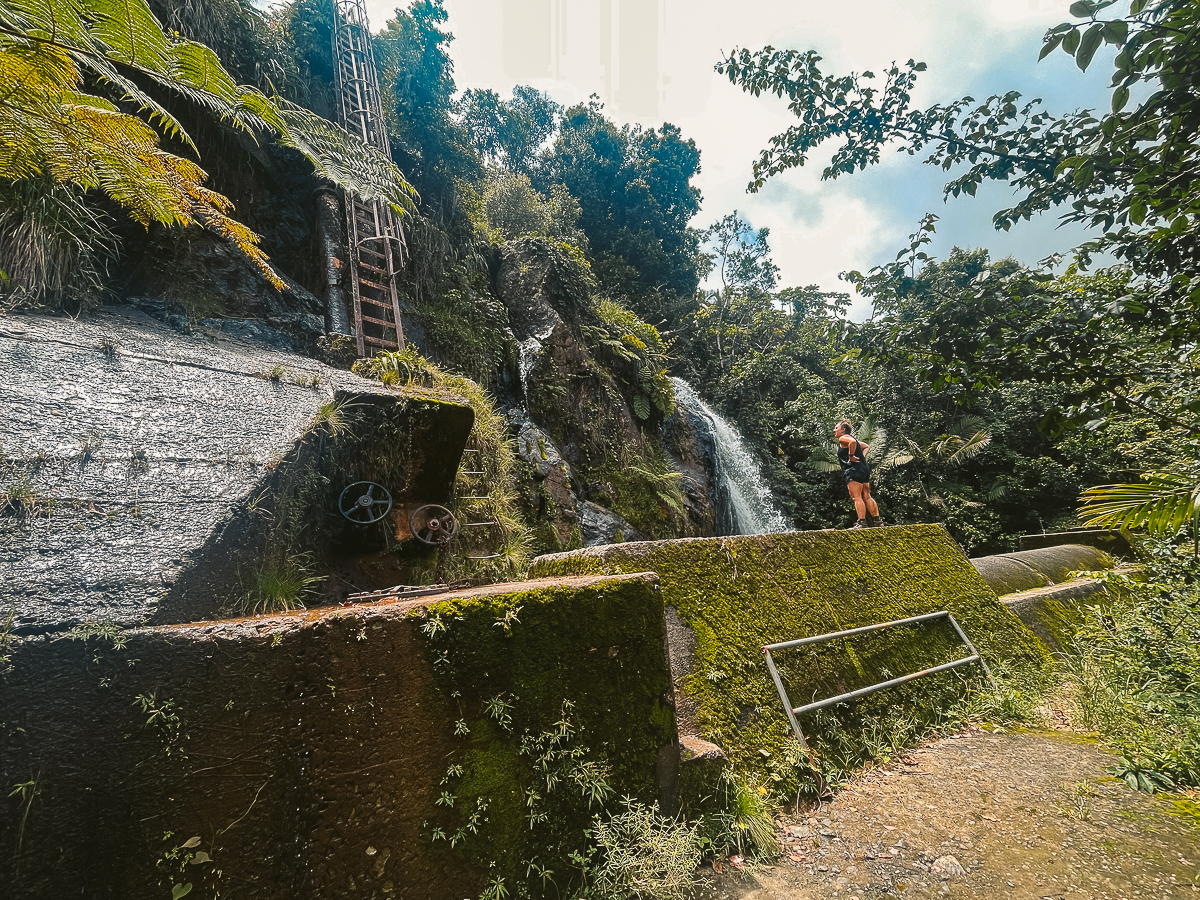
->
[670, 378, 791, 536]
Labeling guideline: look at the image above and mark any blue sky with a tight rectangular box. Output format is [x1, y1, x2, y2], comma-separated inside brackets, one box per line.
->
[363, 0, 1123, 317]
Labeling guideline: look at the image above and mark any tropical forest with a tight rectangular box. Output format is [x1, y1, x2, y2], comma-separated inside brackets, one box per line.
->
[1, 0, 1199, 898]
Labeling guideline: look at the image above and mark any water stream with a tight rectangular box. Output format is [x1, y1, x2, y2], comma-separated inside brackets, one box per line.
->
[670, 378, 791, 536]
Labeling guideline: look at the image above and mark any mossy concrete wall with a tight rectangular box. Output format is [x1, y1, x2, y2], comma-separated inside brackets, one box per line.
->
[529, 525, 1050, 784]
[0, 574, 676, 900]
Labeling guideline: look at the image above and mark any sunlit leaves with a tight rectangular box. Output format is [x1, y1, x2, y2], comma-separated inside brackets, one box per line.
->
[1080, 470, 1200, 534]
[0, 0, 416, 289]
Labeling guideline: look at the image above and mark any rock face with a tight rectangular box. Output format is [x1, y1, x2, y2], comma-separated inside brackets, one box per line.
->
[490, 238, 704, 550]
[0, 307, 474, 633]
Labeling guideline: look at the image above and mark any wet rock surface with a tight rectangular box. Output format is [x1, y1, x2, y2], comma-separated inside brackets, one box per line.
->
[703, 729, 1200, 900]
[0, 307, 469, 633]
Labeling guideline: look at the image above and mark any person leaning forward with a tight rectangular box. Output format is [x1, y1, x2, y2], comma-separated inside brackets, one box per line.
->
[835, 419, 883, 529]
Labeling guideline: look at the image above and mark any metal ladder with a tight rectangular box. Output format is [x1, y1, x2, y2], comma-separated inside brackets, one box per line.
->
[331, 0, 405, 357]
[458, 448, 502, 561]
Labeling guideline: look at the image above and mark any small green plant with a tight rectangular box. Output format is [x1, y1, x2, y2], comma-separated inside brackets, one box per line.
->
[257, 363, 288, 382]
[721, 775, 779, 860]
[134, 690, 185, 755]
[310, 399, 353, 438]
[2, 477, 51, 519]
[0, 606, 14, 675]
[9, 767, 41, 854]
[66, 621, 128, 650]
[98, 336, 118, 358]
[592, 797, 703, 900]
[241, 552, 323, 616]
[1056, 780, 1096, 820]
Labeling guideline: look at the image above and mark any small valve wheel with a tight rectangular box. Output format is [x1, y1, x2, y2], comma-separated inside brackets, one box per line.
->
[338, 481, 393, 524]
[410, 504, 459, 545]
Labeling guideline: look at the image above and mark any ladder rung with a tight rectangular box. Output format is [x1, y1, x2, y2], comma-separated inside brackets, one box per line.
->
[363, 335, 399, 349]
[358, 296, 393, 309]
[358, 246, 387, 259]
[360, 314, 396, 328]
[358, 277, 388, 292]
[358, 260, 388, 276]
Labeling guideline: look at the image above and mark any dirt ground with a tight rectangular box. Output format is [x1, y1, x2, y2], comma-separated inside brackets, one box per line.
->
[701, 727, 1200, 900]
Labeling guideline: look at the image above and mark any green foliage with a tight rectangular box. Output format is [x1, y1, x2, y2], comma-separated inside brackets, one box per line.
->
[584, 298, 674, 424]
[718, 1, 1200, 432]
[591, 798, 704, 900]
[1062, 546, 1200, 792]
[373, 0, 481, 215]
[0, 177, 116, 313]
[242, 551, 323, 615]
[1080, 464, 1200, 538]
[457, 85, 561, 175]
[538, 97, 704, 309]
[469, 170, 587, 247]
[0, 0, 414, 293]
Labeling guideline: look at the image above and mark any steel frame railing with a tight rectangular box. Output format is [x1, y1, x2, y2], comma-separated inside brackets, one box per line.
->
[762, 610, 995, 748]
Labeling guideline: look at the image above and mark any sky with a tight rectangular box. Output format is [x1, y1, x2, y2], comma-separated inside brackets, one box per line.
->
[362, 0, 1119, 318]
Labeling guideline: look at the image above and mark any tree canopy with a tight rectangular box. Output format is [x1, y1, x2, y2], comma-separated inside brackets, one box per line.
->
[717, 0, 1200, 433]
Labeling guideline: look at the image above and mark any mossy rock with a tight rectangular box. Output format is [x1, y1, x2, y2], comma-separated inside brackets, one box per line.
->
[530, 525, 1052, 787]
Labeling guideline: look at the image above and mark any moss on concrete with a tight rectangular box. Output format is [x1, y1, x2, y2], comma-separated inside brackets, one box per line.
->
[415, 574, 677, 893]
[530, 525, 1051, 788]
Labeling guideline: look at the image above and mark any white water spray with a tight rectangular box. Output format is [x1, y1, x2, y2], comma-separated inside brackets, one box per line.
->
[671, 378, 790, 535]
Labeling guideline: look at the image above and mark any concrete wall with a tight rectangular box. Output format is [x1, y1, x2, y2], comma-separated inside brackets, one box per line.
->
[0, 574, 676, 900]
[530, 525, 1050, 784]
[1, 309, 474, 633]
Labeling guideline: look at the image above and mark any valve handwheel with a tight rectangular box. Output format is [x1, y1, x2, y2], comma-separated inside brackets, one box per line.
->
[410, 504, 459, 545]
[338, 481, 393, 524]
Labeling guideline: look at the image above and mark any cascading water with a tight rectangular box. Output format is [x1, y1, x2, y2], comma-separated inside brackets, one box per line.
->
[670, 378, 791, 535]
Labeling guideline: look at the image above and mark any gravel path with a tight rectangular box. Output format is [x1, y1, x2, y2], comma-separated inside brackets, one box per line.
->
[702, 728, 1200, 900]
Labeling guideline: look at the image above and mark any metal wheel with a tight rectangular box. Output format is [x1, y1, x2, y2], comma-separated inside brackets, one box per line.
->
[410, 504, 459, 545]
[338, 481, 393, 525]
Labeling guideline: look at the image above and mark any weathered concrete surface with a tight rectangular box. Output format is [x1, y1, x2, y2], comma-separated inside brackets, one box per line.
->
[1019, 527, 1147, 559]
[970, 544, 1115, 597]
[0, 573, 677, 900]
[529, 526, 1050, 783]
[0, 307, 473, 633]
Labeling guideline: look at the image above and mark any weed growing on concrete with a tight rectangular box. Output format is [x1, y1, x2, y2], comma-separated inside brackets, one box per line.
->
[8, 767, 41, 854]
[2, 477, 52, 519]
[133, 690, 185, 755]
[310, 399, 353, 438]
[257, 363, 288, 382]
[98, 336, 118, 358]
[1056, 780, 1096, 820]
[0, 607, 14, 676]
[591, 797, 703, 900]
[241, 552, 323, 616]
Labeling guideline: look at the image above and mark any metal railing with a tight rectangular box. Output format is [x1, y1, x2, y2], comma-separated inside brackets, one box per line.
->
[762, 610, 995, 748]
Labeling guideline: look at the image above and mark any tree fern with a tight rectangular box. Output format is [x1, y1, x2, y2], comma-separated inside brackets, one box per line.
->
[0, 0, 416, 290]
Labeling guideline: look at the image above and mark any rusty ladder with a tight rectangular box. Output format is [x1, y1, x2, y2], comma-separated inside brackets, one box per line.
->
[331, 0, 405, 357]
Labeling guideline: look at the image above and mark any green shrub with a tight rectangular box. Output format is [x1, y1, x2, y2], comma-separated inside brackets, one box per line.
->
[1063, 541, 1200, 792]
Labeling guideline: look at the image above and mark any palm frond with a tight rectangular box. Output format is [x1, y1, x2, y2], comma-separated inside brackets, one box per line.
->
[808, 445, 840, 474]
[929, 417, 992, 466]
[1080, 472, 1200, 534]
